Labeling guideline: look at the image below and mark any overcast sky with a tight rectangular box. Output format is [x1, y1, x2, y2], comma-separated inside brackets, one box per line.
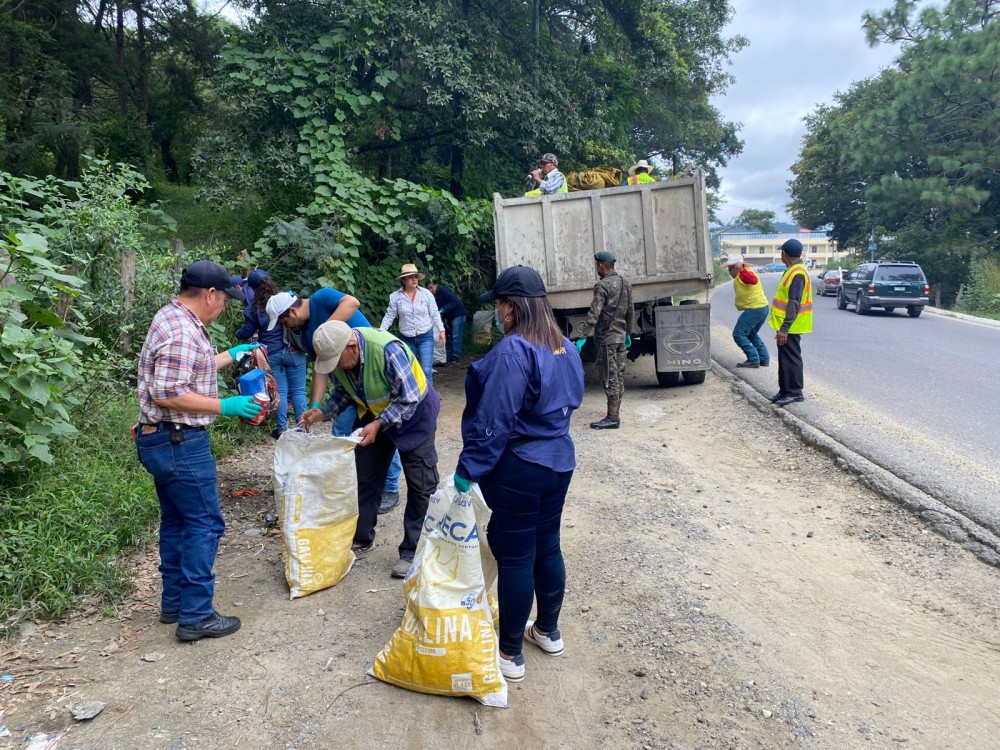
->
[711, 0, 901, 224]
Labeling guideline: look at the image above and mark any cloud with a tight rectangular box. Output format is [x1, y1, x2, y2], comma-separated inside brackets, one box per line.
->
[712, 0, 899, 222]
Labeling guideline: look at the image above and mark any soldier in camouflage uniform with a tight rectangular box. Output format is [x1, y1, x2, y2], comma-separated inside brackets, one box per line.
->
[575, 251, 634, 429]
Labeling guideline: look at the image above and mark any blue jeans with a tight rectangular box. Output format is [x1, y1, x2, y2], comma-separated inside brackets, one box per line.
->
[271, 349, 308, 431]
[399, 330, 435, 384]
[135, 425, 223, 625]
[733, 307, 770, 365]
[478, 448, 573, 658]
[446, 316, 465, 361]
[333, 404, 401, 493]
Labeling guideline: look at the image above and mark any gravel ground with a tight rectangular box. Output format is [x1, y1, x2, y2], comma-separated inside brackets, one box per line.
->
[1, 355, 998, 750]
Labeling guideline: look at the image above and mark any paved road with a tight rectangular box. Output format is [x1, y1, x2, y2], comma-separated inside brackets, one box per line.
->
[710, 270, 1000, 540]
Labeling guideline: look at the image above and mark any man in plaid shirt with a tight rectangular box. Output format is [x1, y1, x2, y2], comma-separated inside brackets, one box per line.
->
[300, 321, 440, 580]
[136, 260, 263, 642]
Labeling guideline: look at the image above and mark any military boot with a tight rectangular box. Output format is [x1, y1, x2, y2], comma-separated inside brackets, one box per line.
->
[590, 397, 620, 429]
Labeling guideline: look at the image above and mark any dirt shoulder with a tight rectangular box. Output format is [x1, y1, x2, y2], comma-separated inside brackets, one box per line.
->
[2, 358, 999, 750]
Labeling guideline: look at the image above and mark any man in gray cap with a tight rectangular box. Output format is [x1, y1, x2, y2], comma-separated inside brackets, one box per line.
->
[575, 251, 634, 429]
[530, 153, 568, 195]
[299, 321, 440, 579]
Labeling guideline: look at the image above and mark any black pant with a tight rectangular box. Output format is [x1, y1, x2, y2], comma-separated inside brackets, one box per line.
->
[777, 332, 804, 397]
[354, 429, 439, 559]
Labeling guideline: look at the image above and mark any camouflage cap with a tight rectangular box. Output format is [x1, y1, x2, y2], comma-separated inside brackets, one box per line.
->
[539, 153, 558, 166]
[594, 251, 617, 263]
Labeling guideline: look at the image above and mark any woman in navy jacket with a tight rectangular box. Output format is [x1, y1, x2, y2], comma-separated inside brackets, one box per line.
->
[455, 265, 584, 683]
[236, 272, 307, 437]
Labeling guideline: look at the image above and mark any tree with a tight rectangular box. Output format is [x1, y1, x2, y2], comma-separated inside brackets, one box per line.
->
[730, 209, 777, 234]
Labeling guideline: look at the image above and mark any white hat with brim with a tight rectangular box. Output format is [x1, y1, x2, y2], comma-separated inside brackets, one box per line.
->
[265, 291, 298, 331]
[629, 159, 655, 176]
[313, 320, 353, 375]
[397, 263, 426, 281]
[721, 255, 745, 268]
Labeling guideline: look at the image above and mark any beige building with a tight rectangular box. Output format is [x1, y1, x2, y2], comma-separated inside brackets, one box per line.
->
[718, 232, 853, 268]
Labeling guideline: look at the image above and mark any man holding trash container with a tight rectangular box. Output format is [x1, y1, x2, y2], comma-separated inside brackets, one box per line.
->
[135, 260, 262, 642]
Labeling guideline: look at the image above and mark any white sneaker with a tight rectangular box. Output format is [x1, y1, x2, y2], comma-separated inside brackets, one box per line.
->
[498, 652, 524, 682]
[524, 620, 564, 656]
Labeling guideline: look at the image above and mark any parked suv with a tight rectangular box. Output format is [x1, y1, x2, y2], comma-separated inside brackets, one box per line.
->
[837, 261, 929, 317]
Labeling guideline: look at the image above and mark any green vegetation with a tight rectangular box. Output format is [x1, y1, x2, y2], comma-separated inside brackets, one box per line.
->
[788, 0, 999, 309]
[1, 0, 748, 628]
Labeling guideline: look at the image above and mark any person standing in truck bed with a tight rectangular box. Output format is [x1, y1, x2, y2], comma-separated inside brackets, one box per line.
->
[575, 250, 633, 430]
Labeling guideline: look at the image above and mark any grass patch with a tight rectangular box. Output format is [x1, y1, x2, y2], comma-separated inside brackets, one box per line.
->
[0, 393, 268, 637]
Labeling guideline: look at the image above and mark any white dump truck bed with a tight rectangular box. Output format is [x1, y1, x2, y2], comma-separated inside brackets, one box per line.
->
[492, 173, 713, 309]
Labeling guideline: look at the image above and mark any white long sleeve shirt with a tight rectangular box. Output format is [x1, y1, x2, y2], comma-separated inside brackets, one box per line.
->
[380, 286, 444, 338]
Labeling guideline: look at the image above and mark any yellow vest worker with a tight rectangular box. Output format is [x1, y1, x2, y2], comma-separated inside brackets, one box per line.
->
[626, 159, 656, 185]
[721, 255, 770, 368]
[767, 239, 813, 406]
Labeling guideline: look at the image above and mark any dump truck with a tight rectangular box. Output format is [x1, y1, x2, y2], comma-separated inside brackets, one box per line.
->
[491, 172, 713, 386]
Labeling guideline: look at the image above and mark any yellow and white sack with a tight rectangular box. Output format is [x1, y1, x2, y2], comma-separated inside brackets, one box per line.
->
[272, 430, 360, 599]
[369, 477, 507, 707]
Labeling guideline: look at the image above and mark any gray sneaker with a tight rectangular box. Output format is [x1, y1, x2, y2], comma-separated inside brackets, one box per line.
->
[391, 557, 413, 579]
[378, 491, 400, 515]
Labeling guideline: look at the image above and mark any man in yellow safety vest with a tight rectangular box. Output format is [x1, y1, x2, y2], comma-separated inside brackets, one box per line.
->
[525, 153, 568, 196]
[625, 159, 656, 185]
[768, 239, 813, 406]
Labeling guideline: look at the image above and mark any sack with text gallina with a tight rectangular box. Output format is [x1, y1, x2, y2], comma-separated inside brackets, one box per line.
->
[272, 430, 360, 599]
[369, 477, 507, 707]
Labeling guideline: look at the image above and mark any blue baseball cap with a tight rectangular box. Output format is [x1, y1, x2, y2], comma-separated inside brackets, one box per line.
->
[779, 239, 803, 257]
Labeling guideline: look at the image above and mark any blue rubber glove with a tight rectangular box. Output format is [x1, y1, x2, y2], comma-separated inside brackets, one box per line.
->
[227, 342, 260, 361]
[575, 338, 586, 353]
[625, 334, 632, 348]
[454, 474, 471, 494]
[220, 395, 263, 419]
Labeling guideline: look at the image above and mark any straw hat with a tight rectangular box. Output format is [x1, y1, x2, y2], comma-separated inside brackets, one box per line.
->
[397, 263, 426, 281]
[629, 159, 655, 176]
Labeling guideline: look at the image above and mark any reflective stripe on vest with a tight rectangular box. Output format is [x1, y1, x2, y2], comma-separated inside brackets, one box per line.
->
[333, 328, 427, 417]
[769, 264, 813, 333]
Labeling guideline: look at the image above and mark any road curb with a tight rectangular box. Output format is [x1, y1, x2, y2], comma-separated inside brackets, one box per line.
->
[712, 362, 1000, 569]
[922, 305, 1000, 329]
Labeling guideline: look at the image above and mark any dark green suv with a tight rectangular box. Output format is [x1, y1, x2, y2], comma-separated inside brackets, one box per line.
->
[837, 261, 929, 318]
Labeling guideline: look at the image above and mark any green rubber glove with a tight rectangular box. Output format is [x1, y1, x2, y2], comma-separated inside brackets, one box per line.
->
[625, 334, 632, 348]
[227, 342, 260, 361]
[220, 395, 263, 418]
[575, 338, 586, 353]
[454, 474, 471, 493]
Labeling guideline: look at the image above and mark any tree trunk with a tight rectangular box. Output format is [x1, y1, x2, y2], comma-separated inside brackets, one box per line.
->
[119, 250, 136, 354]
[134, 0, 149, 119]
[0, 248, 18, 323]
[171, 238, 185, 276]
[116, 2, 128, 117]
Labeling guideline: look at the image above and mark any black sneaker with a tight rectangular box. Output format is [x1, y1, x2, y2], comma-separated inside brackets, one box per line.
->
[378, 491, 400, 515]
[351, 531, 376, 554]
[590, 416, 620, 429]
[175, 613, 241, 642]
[271, 428, 285, 440]
[736, 360, 760, 368]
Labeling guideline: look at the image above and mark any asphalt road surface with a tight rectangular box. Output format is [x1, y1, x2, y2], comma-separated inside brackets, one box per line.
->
[711, 269, 1000, 543]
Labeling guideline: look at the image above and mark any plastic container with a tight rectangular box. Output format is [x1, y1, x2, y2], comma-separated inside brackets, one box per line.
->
[239, 368, 266, 397]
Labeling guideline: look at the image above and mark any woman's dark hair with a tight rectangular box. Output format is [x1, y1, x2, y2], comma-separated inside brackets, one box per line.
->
[499, 295, 565, 352]
[252, 279, 280, 314]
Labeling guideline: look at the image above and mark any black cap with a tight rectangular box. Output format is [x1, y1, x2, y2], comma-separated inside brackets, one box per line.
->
[778, 239, 803, 257]
[181, 260, 246, 301]
[479, 265, 547, 302]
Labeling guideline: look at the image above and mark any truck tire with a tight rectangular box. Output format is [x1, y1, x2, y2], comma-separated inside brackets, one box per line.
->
[837, 290, 848, 310]
[907, 306, 923, 318]
[656, 371, 681, 387]
[682, 370, 707, 385]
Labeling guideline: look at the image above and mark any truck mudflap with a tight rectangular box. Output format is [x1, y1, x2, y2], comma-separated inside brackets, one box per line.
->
[653, 302, 710, 384]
